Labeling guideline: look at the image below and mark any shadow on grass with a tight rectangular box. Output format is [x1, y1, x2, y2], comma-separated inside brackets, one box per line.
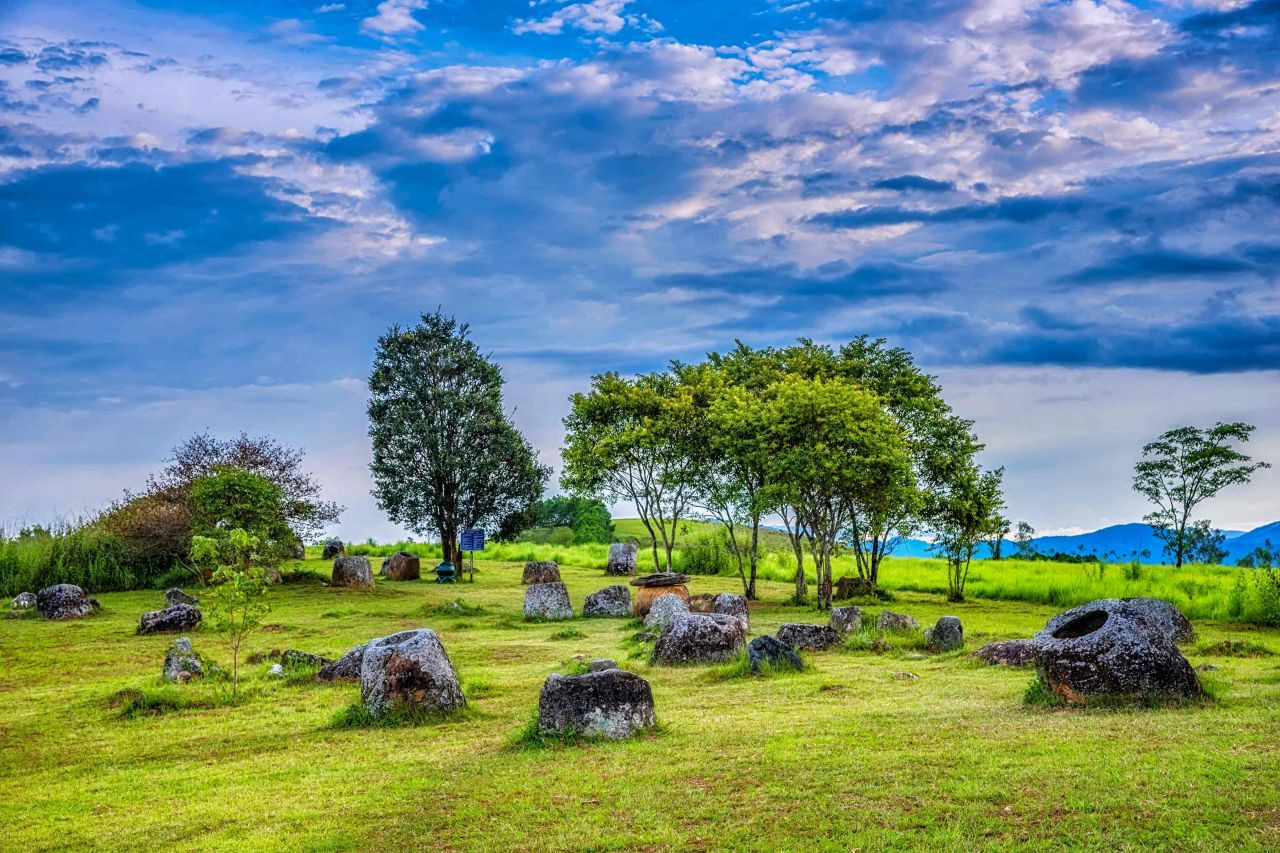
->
[1021, 672, 1219, 711]
[506, 714, 667, 751]
[328, 702, 477, 730]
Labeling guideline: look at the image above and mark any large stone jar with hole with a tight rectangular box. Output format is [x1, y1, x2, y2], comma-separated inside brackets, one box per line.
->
[1031, 599, 1200, 704]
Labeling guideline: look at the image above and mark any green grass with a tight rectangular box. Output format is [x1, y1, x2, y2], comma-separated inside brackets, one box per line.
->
[2, 555, 1279, 850]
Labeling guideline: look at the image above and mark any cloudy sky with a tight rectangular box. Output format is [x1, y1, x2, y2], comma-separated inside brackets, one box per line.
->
[1, 0, 1277, 541]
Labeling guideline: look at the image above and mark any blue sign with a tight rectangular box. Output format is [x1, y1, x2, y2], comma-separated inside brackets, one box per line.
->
[460, 528, 485, 551]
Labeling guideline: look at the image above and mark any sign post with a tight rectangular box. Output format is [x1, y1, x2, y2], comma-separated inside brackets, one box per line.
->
[460, 528, 485, 583]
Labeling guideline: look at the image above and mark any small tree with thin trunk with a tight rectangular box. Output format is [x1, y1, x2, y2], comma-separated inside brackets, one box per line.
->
[198, 535, 270, 699]
[931, 466, 1006, 602]
[1014, 521, 1036, 559]
[1132, 422, 1269, 569]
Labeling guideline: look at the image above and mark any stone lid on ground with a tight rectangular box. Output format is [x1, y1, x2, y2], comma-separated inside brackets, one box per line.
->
[629, 572, 691, 588]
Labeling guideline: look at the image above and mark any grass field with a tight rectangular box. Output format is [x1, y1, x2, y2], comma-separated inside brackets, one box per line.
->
[3, 555, 1279, 850]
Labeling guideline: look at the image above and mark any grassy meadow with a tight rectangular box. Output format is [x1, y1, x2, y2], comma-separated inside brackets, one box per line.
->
[2, 553, 1279, 850]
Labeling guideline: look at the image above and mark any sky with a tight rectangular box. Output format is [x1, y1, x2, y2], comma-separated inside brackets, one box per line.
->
[0, 0, 1277, 542]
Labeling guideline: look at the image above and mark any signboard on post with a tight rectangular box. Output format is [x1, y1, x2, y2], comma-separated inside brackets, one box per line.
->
[460, 528, 485, 582]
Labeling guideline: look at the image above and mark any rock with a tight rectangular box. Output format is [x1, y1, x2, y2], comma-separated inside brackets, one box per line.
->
[35, 584, 95, 620]
[261, 566, 283, 585]
[877, 611, 919, 632]
[332, 556, 374, 589]
[10, 592, 36, 609]
[316, 642, 369, 681]
[633, 584, 689, 617]
[925, 616, 964, 652]
[268, 663, 285, 678]
[776, 623, 843, 651]
[605, 542, 637, 576]
[1196, 663, 1219, 672]
[834, 575, 877, 599]
[713, 593, 750, 631]
[1031, 599, 1201, 705]
[582, 585, 631, 618]
[972, 639, 1035, 667]
[290, 544, 306, 560]
[165, 588, 198, 607]
[524, 582, 574, 621]
[644, 593, 690, 629]
[1122, 597, 1195, 644]
[321, 538, 345, 559]
[586, 658, 618, 672]
[651, 613, 746, 665]
[138, 604, 202, 634]
[522, 560, 561, 585]
[162, 637, 203, 682]
[890, 671, 919, 680]
[537, 669, 656, 739]
[360, 628, 465, 718]
[747, 636, 802, 673]
[629, 572, 692, 588]
[280, 650, 332, 670]
[830, 605, 862, 636]
[687, 593, 716, 613]
[383, 551, 421, 581]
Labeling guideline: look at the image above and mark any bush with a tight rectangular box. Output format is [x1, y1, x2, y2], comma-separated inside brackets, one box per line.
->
[0, 520, 146, 596]
[677, 531, 735, 575]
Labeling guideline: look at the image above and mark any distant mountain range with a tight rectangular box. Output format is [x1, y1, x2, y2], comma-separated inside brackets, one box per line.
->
[883, 521, 1279, 565]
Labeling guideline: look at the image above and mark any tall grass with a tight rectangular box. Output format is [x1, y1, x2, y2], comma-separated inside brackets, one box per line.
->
[0, 521, 147, 596]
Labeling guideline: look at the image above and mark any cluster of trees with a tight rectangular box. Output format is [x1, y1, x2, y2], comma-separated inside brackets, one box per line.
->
[104, 432, 341, 580]
[562, 338, 1005, 609]
[520, 497, 615, 544]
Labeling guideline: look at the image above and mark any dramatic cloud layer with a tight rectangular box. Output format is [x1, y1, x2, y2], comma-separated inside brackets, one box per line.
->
[1, 0, 1277, 536]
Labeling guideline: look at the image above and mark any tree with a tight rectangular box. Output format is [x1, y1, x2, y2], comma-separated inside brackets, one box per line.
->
[562, 371, 701, 572]
[530, 497, 615, 544]
[368, 310, 550, 564]
[931, 465, 1006, 602]
[985, 516, 1011, 560]
[202, 555, 271, 699]
[151, 431, 341, 545]
[754, 376, 910, 610]
[679, 358, 775, 599]
[1133, 423, 1270, 568]
[1014, 521, 1036, 558]
[1184, 520, 1228, 565]
[190, 467, 293, 559]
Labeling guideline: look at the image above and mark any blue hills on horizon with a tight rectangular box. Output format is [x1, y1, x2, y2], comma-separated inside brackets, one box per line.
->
[882, 521, 1280, 565]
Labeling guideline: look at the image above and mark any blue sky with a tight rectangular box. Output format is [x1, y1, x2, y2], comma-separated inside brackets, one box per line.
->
[1, 0, 1277, 540]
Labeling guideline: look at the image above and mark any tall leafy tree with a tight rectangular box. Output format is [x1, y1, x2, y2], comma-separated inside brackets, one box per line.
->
[754, 376, 910, 610]
[1132, 422, 1269, 568]
[368, 310, 550, 563]
[562, 371, 701, 572]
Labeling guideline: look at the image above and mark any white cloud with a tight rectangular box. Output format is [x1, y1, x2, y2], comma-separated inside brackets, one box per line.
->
[360, 0, 426, 37]
[513, 0, 634, 36]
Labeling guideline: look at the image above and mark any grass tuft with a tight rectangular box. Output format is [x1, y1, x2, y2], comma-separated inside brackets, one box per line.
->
[1199, 639, 1274, 657]
[328, 702, 473, 729]
[548, 627, 584, 640]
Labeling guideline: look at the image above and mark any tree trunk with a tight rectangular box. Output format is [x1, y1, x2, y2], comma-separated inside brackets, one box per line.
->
[440, 526, 458, 565]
